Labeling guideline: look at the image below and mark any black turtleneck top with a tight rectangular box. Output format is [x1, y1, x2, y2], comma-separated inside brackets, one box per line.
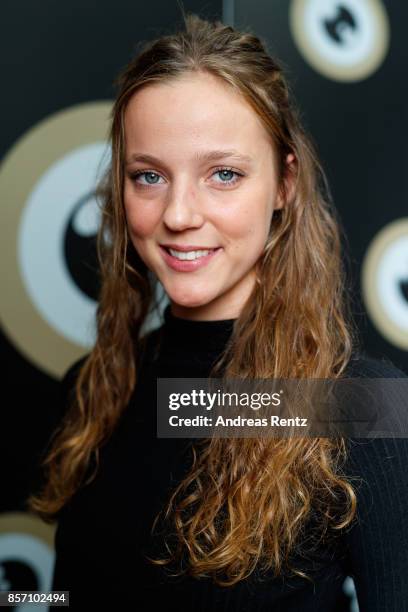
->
[48, 304, 408, 611]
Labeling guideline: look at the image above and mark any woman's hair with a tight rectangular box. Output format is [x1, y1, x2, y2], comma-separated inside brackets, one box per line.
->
[28, 11, 361, 587]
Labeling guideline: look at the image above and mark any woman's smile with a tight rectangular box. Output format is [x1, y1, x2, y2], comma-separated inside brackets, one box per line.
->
[159, 244, 223, 272]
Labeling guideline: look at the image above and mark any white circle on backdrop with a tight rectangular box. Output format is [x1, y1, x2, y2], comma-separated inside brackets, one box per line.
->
[305, 0, 375, 64]
[362, 219, 408, 351]
[0, 533, 54, 612]
[377, 236, 408, 331]
[18, 143, 110, 348]
[290, 0, 389, 81]
[0, 101, 113, 377]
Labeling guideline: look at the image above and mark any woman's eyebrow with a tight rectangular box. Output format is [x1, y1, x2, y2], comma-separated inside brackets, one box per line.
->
[125, 149, 254, 166]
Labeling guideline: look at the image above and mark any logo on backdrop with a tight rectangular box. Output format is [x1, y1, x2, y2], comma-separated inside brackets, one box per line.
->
[362, 219, 408, 351]
[289, 0, 390, 82]
[0, 102, 112, 378]
[0, 513, 56, 612]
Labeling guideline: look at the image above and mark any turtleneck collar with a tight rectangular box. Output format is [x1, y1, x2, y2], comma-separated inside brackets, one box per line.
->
[156, 303, 237, 375]
[163, 302, 236, 346]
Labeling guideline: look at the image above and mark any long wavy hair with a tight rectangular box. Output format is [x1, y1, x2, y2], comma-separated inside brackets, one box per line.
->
[28, 11, 361, 587]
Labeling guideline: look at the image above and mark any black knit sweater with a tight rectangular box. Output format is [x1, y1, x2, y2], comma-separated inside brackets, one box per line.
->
[50, 304, 408, 611]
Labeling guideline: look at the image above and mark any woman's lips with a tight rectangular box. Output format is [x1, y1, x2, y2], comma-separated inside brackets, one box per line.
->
[159, 245, 223, 272]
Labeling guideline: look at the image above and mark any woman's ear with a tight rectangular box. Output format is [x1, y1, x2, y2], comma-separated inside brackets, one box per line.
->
[275, 153, 297, 210]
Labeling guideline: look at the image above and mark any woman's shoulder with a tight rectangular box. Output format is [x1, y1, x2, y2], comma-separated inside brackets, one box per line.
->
[58, 326, 163, 414]
[346, 347, 407, 428]
[342, 351, 408, 478]
[344, 350, 407, 378]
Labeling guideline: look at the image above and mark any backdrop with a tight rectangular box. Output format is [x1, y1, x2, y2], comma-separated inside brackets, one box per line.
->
[1, 1, 406, 609]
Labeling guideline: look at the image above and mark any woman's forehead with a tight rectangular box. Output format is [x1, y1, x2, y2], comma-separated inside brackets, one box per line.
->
[123, 76, 273, 163]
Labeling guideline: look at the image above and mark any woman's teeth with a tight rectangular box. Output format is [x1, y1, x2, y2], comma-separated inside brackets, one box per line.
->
[168, 248, 215, 260]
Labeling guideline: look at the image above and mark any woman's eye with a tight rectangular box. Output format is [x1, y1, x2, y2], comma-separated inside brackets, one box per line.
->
[128, 167, 243, 188]
[129, 171, 164, 186]
[212, 167, 242, 185]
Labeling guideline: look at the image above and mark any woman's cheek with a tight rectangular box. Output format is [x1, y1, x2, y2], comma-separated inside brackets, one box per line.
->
[124, 198, 161, 237]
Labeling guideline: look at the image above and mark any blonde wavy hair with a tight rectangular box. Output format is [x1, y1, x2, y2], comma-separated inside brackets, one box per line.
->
[28, 11, 361, 587]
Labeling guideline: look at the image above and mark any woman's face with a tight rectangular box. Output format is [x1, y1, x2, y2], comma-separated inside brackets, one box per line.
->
[123, 70, 294, 320]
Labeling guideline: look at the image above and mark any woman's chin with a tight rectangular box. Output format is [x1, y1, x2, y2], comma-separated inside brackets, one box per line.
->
[166, 289, 214, 310]
[170, 297, 209, 310]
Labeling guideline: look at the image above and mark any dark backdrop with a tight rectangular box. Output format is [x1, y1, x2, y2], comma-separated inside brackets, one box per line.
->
[0, 0, 405, 606]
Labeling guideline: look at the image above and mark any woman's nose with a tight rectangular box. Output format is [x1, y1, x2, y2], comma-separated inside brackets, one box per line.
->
[162, 180, 204, 231]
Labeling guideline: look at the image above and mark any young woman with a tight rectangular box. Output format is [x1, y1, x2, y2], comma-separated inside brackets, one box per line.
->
[28, 12, 408, 611]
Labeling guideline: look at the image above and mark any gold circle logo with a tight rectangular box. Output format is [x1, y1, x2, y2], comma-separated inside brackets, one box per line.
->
[0, 102, 112, 378]
[290, 0, 390, 82]
[0, 512, 56, 595]
[362, 219, 408, 350]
